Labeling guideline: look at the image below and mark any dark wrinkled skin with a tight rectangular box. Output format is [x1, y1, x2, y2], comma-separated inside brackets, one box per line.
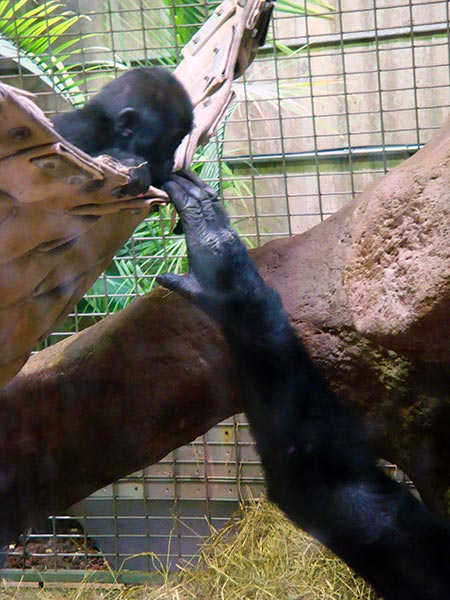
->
[53, 67, 193, 196]
[158, 170, 450, 600]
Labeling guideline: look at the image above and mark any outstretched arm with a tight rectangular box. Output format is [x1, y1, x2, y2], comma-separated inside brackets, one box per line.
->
[158, 171, 450, 600]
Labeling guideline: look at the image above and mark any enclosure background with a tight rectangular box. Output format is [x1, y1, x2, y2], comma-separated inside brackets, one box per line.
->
[1, 0, 449, 576]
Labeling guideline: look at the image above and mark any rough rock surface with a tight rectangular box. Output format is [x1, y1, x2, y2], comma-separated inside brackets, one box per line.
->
[345, 118, 450, 360]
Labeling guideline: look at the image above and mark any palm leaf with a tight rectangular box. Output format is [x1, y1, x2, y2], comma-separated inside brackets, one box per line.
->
[0, 0, 126, 106]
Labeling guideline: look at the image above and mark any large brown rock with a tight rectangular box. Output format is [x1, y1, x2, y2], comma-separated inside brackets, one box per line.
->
[345, 118, 450, 360]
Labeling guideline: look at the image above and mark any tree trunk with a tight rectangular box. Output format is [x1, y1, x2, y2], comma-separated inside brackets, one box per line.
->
[1, 114, 449, 544]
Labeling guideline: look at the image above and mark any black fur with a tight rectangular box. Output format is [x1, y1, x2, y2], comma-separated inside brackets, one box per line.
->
[158, 170, 450, 600]
[52, 67, 193, 194]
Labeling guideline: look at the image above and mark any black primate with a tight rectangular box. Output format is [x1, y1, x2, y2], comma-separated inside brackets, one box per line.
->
[52, 67, 193, 195]
[157, 171, 450, 600]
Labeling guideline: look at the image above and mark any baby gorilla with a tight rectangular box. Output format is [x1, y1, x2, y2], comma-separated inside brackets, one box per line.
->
[52, 67, 193, 196]
[158, 171, 450, 600]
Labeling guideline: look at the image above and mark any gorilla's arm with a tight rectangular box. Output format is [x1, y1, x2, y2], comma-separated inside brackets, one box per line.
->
[158, 171, 450, 600]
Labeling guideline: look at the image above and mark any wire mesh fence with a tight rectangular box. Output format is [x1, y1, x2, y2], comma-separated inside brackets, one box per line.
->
[0, 0, 449, 579]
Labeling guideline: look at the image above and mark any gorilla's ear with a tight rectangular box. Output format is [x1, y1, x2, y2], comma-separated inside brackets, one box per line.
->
[117, 107, 138, 137]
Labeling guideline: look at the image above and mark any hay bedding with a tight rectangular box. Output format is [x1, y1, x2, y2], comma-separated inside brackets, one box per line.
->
[147, 496, 379, 600]
[1, 496, 379, 600]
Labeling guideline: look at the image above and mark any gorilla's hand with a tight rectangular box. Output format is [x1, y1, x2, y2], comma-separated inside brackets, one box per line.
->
[157, 170, 267, 328]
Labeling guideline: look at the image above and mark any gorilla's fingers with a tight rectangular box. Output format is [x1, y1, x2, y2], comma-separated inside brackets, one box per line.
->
[176, 170, 230, 228]
[163, 174, 226, 250]
[156, 272, 203, 305]
[210, 195, 230, 229]
[163, 177, 204, 239]
[168, 171, 230, 231]
[176, 168, 217, 197]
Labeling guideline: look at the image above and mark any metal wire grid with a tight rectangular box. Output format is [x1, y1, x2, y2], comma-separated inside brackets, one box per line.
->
[1, 0, 449, 577]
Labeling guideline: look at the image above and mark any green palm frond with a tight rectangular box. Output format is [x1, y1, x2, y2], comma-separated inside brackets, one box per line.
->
[0, 0, 127, 106]
[0, 0, 91, 104]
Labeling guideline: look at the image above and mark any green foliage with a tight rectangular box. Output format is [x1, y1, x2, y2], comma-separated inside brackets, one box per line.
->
[79, 207, 187, 316]
[0, 0, 93, 105]
[171, 0, 212, 48]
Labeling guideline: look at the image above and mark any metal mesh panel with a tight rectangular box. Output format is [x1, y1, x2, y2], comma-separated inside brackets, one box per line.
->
[1, 0, 449, 577]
